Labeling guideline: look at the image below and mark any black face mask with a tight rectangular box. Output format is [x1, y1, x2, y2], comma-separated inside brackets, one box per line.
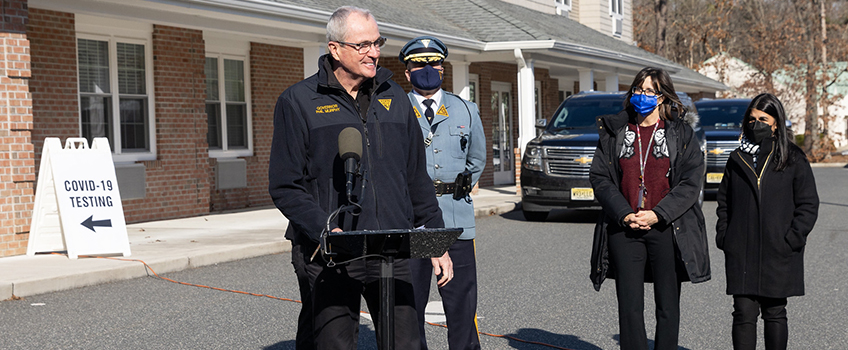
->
[744, 120, 773, 144]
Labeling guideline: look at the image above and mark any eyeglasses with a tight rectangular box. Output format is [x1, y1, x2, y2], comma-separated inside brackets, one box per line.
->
[336, 36, 387, 54]
[632, 86, 661, 97]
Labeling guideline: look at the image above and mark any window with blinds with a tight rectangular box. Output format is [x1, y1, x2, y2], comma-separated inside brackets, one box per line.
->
[77, 38, 149, 152]
[205, 56, 249, 153]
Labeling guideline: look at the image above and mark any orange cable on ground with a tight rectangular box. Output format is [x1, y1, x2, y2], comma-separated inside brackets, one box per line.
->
[57, 253, 576, 350]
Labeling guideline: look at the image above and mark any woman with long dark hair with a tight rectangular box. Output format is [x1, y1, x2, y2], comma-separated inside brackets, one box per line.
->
[590, 67, 711, 350]
[716, 93, 819, 350]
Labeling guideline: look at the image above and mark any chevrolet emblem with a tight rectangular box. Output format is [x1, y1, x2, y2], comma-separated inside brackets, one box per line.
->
[709, 148, 725, 155]
[574, 156, 593, 165]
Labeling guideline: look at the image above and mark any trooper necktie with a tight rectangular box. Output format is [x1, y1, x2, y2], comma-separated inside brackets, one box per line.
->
[423, 99, 435, 124]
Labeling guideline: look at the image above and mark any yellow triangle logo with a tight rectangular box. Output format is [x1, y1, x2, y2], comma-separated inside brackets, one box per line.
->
[379, 99, 391, 111]
[421, 39, 431, 48]
[413, 106, 422, 119]
[436, 104, 449, 117]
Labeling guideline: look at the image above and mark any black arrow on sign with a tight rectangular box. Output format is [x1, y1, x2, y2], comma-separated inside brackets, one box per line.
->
[81, 215, 112, 232]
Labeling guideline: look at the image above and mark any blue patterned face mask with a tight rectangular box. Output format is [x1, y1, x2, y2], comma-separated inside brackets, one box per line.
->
[409, 65, 444, 91]
[629, 93, 659, 115]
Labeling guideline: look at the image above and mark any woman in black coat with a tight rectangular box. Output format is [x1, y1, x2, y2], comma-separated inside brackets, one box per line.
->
[715, 93, 819, 350]
[590, 67, 710, 350]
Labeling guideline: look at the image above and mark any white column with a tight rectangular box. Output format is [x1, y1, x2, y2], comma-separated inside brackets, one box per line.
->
[451, 61, 470, 100]
[302, 45, 326, 79]
[515, 49, 536, 154]
[605, 73, 620, 92]
[579, 68, 594, 92]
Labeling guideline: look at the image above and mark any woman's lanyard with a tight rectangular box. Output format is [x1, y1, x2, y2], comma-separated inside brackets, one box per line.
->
[636, 122, 659, 210]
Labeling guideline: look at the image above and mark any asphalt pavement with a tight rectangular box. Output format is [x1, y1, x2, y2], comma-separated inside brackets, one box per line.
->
[0, 186, 521, 300]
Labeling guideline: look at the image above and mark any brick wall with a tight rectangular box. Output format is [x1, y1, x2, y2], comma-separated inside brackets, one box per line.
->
[208, 42, 303, 211]
[470, 62, 518, 187]
[0, 0, 32, 257]
[28, 9, 77, 171]
[124, 24, 210, 222]
[534, 68, 560, 121]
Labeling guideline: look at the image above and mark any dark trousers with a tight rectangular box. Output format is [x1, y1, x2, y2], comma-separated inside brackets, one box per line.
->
[732, 295, 788, 350]
[291, 242, 421, 350]
[409, 239, 481, 350]
[607, 224, 682, 350]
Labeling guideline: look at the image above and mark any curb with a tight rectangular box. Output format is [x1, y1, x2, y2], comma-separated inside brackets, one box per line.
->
[810, 163, 848, 168]
[2, 241, 291, 300]
[4, 203, 515, 300]
[474, 202, 521, 218]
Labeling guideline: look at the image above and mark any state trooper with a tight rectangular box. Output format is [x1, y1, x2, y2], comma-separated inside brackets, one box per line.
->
[400, 36, 486, 350]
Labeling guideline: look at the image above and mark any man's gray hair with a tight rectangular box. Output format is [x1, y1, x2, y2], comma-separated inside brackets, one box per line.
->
[326, 6, 374, 42]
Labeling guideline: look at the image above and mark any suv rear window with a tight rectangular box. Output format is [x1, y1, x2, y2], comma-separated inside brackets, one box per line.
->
[697, 102, 748, 127]
[549, 95, 625, 133]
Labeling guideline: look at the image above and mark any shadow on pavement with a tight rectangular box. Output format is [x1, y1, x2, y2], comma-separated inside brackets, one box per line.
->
[263, 324, 377, 350]
[500, 208, 602, 224]
[611, 334, 693, 350]
[504, 328, 602, 349]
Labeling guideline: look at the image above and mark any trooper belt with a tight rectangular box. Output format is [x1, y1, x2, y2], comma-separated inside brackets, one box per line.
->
[433, 180, 456, 196]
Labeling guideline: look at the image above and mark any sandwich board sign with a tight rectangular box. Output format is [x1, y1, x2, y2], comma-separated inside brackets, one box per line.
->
[27, 137, 131, 259]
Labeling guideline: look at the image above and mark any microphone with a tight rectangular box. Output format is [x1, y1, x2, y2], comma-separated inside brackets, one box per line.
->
[338, 127, 363, 199]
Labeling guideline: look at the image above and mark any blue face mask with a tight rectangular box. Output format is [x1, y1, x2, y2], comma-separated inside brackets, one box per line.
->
[629, 93, 659, 115]
[409, 65, 443, 91]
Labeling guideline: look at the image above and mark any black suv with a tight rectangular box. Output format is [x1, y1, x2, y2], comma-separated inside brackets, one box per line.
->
[520, 91, 705, 221]
[694, 98, 751, 192]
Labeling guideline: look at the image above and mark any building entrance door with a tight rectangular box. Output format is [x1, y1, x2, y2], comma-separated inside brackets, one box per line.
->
[491, 82, 514, 185]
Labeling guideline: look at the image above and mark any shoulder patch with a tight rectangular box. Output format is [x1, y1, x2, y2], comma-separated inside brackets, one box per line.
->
[436, 104, 449, 117]
[378, 99, 391, 111]
[413, 106, 422, 119]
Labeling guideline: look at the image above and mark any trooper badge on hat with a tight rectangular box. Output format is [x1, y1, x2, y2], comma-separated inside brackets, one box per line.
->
[399, 36, 449, 63]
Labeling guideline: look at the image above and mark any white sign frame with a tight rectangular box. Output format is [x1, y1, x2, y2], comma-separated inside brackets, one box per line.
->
[28, 137, 131, 259]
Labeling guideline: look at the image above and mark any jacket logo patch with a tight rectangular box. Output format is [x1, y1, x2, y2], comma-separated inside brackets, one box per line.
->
[413, 106, 422, 119]
[379, 99, 391, 111]
[315, 104, 340, 114]
[436, 105, 449, 117]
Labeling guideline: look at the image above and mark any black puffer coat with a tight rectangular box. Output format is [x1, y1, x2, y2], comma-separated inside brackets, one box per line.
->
[715, 140, 819, 298]
[590, 109, 711, 291]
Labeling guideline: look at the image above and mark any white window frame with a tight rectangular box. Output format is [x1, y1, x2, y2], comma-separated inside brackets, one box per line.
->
[469, 73, 480, 105]
[204, 33, 253, 159]
[609, 0, 624, 37]
[204, 53, 254, 158]
[75, 28, 156, 163]
[555, 0, 572, 15]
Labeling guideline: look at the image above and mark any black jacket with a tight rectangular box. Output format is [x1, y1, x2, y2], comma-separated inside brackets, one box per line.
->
[590, 109, 711, 291]
[268, 55, 444, 245]
[716, 140, 819, 298]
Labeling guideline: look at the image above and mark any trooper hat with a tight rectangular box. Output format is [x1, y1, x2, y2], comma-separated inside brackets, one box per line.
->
[399, 36, 448, 64]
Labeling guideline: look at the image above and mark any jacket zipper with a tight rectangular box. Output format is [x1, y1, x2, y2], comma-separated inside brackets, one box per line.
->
[735, 147, 773, 293]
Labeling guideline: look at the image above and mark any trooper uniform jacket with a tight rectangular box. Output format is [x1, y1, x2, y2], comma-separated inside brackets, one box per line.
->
[590, 108, 711, 291]
[409, 90, 486, 240]
[269, 55, 444, 245]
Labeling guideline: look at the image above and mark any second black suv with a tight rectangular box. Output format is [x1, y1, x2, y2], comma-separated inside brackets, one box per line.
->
[694, 98, 751, 192]
[520, 91, 705, 221]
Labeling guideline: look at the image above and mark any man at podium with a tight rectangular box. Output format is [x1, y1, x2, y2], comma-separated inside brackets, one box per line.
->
[268, 6, 453, 350]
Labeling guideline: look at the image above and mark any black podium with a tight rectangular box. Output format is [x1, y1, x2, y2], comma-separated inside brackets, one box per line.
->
[324, 227, 463, 350]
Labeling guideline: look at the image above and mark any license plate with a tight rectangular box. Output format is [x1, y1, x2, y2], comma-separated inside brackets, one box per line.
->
[571, 187, 594, 201]
[706, 172, 723, 184]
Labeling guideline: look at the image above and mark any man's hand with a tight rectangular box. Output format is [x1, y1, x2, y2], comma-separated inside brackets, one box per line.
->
[431, 252, 453, 287]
